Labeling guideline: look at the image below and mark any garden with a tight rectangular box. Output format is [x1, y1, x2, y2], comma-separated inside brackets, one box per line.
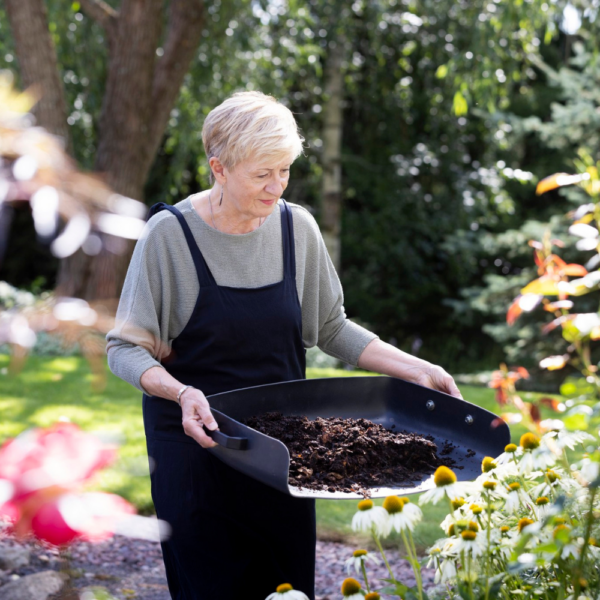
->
[3, 0, 600, 599]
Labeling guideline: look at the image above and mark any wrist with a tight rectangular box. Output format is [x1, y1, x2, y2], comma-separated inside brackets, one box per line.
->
[176, 385, 195, 406]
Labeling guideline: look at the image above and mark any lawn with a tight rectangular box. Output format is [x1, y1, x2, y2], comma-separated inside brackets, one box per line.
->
[0, 354, 555, 553]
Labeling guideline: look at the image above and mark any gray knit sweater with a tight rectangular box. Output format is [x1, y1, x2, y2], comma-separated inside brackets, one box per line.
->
[106, 197, 378, 393]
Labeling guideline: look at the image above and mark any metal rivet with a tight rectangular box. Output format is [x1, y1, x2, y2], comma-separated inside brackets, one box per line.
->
[465, 415, 474, 424]
[426, 400, 435, 411]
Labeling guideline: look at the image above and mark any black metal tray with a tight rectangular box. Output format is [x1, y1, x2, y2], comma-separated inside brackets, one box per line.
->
[204, 376, 510, 499]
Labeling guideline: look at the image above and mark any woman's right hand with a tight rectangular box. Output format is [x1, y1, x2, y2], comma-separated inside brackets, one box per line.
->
[179, 387, 219, 448]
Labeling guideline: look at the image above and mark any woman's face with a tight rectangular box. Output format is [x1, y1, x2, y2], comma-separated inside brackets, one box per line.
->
[221, 155, 292, 218]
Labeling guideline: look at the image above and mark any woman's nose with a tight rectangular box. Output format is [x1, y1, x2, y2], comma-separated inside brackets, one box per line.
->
[265, 178, 285, 197]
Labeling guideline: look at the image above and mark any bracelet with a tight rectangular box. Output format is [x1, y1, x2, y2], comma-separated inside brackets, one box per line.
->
[176, 385, 194, 406]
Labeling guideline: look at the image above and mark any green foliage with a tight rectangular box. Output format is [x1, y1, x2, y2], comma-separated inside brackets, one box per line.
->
[3, 0, 599, 372]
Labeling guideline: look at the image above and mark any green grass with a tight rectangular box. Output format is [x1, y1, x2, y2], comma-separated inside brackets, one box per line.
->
[0, 354, 561, 551]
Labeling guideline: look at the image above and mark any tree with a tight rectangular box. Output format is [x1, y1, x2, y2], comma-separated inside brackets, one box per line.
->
[5, 0, 207, 301]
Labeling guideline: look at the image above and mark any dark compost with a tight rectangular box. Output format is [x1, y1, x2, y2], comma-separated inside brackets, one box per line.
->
[244, 412, 459, 495]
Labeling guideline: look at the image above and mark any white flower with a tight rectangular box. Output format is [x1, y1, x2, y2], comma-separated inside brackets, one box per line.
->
[266, 584, 309, 600]
[449, 529, 486, 558]
[579, 458, 600, 485]
[344, 549, 380, 575]
[496, 446, 521, 466]
[504, 489, 524, 513]
[382, 496, 422, 534]
[473, 474, 508, 500]
[419, 466, 476, 505]
[351, 499, 388, 536]
[435, 557, 457, 584]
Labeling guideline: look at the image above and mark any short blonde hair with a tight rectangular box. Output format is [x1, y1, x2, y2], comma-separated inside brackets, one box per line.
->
[202, 91, 304, 175]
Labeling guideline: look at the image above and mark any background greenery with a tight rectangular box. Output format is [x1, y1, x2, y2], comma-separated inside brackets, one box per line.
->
[2, 1, 600, 380]
[0, 354, 558, 552]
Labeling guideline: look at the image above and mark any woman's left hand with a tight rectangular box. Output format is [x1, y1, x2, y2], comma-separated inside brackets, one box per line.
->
[412, 363, 463, 399]
[357, 339, 463, 399]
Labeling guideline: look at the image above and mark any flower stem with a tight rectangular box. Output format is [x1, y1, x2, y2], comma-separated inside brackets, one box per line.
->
[574, 487, 596, 598]
[361, 560, 371, 593]
[373, 531, 396, 583]
[401, 529, 423, 600]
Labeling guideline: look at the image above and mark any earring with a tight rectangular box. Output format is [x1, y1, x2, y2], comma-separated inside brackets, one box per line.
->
[219, 185, 224, 206]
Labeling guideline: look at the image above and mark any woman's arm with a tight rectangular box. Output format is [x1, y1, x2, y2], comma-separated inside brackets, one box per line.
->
[140, 366, 218, 448]
[357, 338, 463, 398]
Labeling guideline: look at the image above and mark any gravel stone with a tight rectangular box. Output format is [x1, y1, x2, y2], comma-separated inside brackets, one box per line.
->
[0, 543, 30, 571]
[0, 535, 436, 599]
[0, 570, 67, 600]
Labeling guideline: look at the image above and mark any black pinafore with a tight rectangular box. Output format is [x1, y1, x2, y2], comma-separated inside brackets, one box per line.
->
[142, 201, 316, 600]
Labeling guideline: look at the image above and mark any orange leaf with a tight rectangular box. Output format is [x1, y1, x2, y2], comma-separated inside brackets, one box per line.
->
[548, 254, 567, 269]
[507, 298, 522, 325]
[562, 264, 588, 276]
[516, 367, 530, 379]
[542, 316, 569, 334]
[537, 173, 571, 195]
[544, 300, 574, 312]
[495, 388, 508, 406]
[536, 173, 587, 195]
[529, 404, 541, 424]
[539, 397, 564, 412]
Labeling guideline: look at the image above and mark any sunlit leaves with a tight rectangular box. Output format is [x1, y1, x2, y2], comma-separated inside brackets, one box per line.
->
[453, 91, 468, 116]
[539, 355, 568, 371]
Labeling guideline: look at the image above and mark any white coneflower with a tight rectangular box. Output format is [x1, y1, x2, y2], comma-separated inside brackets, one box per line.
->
[266, 584, 309, 600]
[496, 443, 520, 465]
[518, 433, 556, 475]
[546, 429, 594, 451]
[344, 549, 380, 576]
[351, 499, 388, 537]
[535, 496, 554, 519]
[341, 577, 363, 600]
[473, 475, 507, 500]
[382, 495, 422, 534]
[504, 482, 526, 513]
[450, 528, 486, 558]
[419, 466, 476, 505]
[435, 557, 457, 584]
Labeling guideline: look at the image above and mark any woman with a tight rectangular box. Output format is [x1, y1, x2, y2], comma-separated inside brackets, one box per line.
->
[106, 91, 462, 599]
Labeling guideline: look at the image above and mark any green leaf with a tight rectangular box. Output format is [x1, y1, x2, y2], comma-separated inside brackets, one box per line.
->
[435, 64, 448, 79]
[563, 413, 589, 431]
[453, 91, 468, 116]
[560, 376, 596, 399]
[533, 542, 558, 554]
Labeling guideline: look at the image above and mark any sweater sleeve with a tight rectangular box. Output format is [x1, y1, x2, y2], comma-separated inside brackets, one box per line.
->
[292, 205, 378, 366]
[105, 212, 199, 392]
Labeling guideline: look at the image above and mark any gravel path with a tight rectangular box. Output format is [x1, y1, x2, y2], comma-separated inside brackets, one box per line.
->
[0, 535, 436, 599]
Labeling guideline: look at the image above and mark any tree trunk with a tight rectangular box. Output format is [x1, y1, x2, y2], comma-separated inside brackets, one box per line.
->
[321, 40, 345, 272]
[50, 0, 206, 301]
[5, 0, 71, 149]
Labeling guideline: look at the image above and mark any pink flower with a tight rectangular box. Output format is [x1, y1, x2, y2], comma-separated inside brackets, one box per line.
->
[0, 423, 116, 502]
[30, 492, 135, 546]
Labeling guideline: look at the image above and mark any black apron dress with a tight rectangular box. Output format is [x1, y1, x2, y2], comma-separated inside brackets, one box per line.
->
[142, 201, 316, 600]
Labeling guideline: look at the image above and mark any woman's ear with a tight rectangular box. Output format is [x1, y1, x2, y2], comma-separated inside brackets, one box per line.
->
[209, 157, 227, 185]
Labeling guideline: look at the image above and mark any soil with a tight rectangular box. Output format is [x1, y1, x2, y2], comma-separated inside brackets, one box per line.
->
[244, 413, 458, 496]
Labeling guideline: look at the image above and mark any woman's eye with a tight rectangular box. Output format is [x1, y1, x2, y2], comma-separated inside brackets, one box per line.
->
[257, 174, 268, 179]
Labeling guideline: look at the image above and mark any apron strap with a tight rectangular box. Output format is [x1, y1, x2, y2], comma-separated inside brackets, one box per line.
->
[280, 200, 296, 281]
[147, 202, 215, 287]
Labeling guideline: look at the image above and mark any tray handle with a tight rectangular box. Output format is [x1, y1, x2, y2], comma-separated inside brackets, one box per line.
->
[204, 426, 248, 450]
